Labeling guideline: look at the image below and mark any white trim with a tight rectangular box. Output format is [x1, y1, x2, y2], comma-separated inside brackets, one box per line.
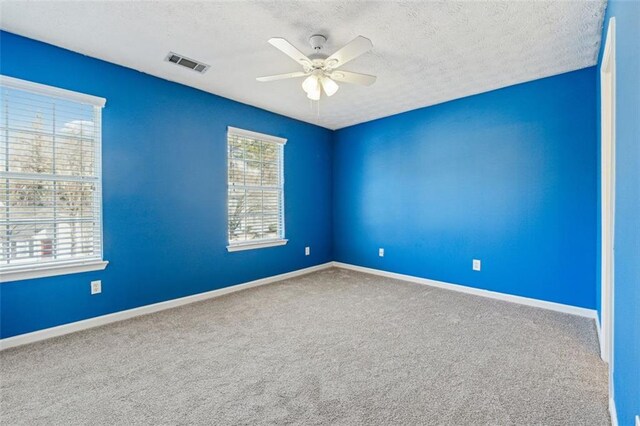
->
[635, 415, 639, 426]
[1, 260, 602, 347]
[0, 262, 332, 350]
[227, 126, 287, 145]
[600, 25, 617, 424]
[332, 262, 597, 319]
[227, 239, 288, 252]
[1, 75, 106, 278]
[610, 397, 618, 426]
[596, 315, 604, 358]
[0, 75, 106, 107]
[96, 101, 105, 263]
[0, 260, 109, 283]
[601, 17, 617, 363]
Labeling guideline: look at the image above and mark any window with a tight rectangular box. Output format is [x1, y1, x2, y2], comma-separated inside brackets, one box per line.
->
[227, 126, 287, 252]
[0, 76, 107, 282]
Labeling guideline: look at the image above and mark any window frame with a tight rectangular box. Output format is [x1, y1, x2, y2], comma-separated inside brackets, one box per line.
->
[226, 126, 287, 252]
[0, 75, 108, 283]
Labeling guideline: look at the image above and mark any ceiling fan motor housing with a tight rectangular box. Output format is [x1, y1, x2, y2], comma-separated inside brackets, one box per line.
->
[309, 34, 327, 51]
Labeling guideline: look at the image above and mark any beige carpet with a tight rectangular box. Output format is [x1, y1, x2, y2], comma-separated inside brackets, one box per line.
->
[0, 268, 609, 425]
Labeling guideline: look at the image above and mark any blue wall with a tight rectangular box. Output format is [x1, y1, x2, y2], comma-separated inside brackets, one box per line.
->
[333, 68, 598, 309]
[598, 3, 640, 425]
[0, 31, 334, 339]
[2, 27, 614, 369]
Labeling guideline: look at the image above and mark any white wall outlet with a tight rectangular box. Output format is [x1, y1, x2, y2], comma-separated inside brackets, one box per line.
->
[91, 280, 102, 295]
[305, 246, 310, 256]
[379, 248, 384, 257]
[473, 259, 481, 271]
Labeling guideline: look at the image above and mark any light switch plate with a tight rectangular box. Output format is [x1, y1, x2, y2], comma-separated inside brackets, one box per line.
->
[379, 248, 384, 257]
[305, 246, 310, 256]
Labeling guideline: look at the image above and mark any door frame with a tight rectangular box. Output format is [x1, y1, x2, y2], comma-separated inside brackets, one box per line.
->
[600, 16, 616, 382]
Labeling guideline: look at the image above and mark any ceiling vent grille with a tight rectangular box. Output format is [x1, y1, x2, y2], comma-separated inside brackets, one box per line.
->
[165, 52, 210, 73]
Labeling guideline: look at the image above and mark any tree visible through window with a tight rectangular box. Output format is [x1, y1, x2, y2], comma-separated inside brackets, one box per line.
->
[227, 127, 285, 248]
[0, 77, 105, 270]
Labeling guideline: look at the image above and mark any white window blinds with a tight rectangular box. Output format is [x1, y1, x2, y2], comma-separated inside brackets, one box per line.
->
[227, 127, 286, 250]
[0, 76, 106, 271]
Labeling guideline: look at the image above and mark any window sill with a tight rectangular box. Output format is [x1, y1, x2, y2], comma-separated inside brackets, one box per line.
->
[227, 239, 288, 252]
[0, 260, 109, 283]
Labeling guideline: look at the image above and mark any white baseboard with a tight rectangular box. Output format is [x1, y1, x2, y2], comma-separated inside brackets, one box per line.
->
[332, 262, 598, 319]
[595, 316, 605, 360]
[0, 262, 333, 351]
[1, 261, 600, 350]
[610, 397, 618, 426]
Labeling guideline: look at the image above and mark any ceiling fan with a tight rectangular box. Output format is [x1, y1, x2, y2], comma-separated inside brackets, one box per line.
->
[256, 34, 376, 101]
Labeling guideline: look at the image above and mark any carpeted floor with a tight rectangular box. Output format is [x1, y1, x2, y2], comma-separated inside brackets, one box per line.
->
[1, 268, 609, 425]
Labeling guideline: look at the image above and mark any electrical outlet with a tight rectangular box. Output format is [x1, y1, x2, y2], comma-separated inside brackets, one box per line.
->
[379, 248, 384, 257]
[91, 280, 102, 295]
[472, 259, 481, 271]
[305, 246, 310, 256]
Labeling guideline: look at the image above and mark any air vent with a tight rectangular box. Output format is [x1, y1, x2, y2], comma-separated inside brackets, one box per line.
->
[165, 52, 210, 73]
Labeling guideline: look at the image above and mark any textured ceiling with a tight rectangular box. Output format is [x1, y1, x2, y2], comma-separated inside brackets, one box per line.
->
[0, 1, 606, 130]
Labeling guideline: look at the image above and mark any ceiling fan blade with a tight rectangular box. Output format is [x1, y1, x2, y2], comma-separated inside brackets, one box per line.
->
[256, 71, 309, 82]
[268, 38, 312, 67]
[330, 70, 376, 86]
[325, 36, 373, 69]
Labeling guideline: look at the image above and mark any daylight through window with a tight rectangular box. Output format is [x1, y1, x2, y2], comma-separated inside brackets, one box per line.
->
[0, 76, 105, 273]
[227, 127, 286, 251]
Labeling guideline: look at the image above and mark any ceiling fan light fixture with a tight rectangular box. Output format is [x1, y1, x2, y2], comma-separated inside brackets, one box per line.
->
[306, 81, 321, 101]
[302, 74, 318, 93]
[320, 76, 339, 97]
[302, 73, 322, 100]
[307, 90, 321, 101]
